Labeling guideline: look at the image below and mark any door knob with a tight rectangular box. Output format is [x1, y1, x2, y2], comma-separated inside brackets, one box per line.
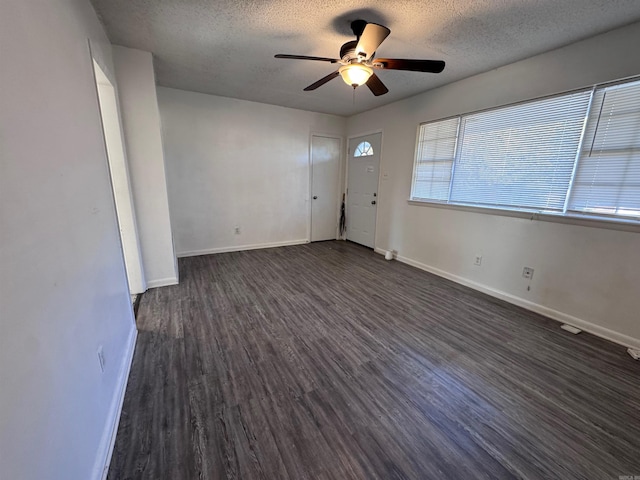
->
[371, 200, 376, 205]
[313, 196, 318, 199]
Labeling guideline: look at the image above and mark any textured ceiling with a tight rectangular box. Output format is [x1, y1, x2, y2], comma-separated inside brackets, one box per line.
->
[91, 0, 640, 116]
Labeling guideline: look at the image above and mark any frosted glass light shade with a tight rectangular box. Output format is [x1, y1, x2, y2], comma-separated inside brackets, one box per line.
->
[339, 64, 373, 87]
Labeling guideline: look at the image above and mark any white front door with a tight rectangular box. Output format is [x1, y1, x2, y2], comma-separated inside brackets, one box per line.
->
[311, 135, 341, 242]
[347, 133, 381, 248]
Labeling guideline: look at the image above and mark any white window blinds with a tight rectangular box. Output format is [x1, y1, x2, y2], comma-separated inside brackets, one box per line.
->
[412, 117, 459, 201]
[411, 77, 640, 223]
[568, 79, 640, 218]
[449, 91, 592, 211]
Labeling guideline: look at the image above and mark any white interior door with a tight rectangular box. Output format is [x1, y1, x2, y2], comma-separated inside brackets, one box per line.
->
[347, 133, 381, 248]
[311, 135, 341, 242]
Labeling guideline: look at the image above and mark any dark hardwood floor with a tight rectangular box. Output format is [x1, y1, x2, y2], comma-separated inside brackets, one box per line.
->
[108, 241, 640, 480]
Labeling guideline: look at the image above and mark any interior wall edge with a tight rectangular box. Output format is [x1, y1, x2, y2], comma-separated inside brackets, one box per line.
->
[91, 326, 138, 480]
[112, 46, 178, 288]
[374, 248, 640, 350]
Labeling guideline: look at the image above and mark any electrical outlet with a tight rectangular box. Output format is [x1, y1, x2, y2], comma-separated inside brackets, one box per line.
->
[234, 226, 241, 235]
[474, 255, 482, 266]
[522, 267, 534, 279]
[97, 346, 105, 373]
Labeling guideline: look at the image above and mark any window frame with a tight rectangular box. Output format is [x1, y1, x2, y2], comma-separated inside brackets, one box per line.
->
[410, 116, 461, 202]
[409, 77, 640, 230]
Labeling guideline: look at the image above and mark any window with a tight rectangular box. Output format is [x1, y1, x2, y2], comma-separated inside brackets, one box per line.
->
[354, 141, 373, 157]
[411, 77, 640, 222]
[567, 79, 640, 217]
[413, 117, 459, 201]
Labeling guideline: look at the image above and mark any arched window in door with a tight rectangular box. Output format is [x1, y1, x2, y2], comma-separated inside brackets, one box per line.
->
[354, 141, 374, 157]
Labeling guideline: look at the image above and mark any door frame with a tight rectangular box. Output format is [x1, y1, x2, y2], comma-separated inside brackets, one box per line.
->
[308, 132, 344, 242]
[345, 129, 384, 247]
[90, 54, 147, 294]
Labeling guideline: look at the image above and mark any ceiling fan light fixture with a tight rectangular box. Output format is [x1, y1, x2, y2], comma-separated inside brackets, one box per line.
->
[275, 20, 444, 96]
[339, 63, 373, 87]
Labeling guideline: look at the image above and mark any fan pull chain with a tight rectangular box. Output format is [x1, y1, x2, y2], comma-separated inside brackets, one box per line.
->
[353, 86, 356, 107]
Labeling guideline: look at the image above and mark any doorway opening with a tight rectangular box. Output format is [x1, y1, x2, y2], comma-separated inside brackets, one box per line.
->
[92, 60, 146, 294]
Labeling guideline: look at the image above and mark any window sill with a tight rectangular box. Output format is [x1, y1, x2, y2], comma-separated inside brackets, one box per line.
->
[407, 199, 640, 233]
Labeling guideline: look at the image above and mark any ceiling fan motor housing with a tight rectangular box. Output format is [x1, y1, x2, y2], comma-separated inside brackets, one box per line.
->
[340, 41, 358, 62]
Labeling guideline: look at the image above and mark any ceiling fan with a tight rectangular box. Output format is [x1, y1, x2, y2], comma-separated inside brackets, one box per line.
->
[274, 20, 445, 96]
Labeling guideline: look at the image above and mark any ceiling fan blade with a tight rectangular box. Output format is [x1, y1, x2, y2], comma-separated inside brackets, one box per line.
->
[275, 54, 339, 63]
[373, 58, 445, 73]
[366, 73, 389, 96]
[355, 23, 391, 59]
[303, 70, 340, 91]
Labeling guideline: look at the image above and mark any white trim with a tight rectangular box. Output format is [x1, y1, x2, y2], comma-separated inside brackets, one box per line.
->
[375, 248, 640, 350]
[307, 133, 313, 243]
[92, 326, 138, 480]
[146, 276, 179, 288]
[89, 48, 147, 295]
[374, 132, 384, 249]
[177, 239, 309, 258]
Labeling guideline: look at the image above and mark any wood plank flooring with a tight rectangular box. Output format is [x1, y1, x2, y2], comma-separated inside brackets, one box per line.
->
[108, 241, 640, 479]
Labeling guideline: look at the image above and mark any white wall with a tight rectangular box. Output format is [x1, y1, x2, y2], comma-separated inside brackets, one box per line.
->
[112, 46, 178, 287]
[157, 87, 346, 256]
[347, 22, 640, 348]
[0, 1, 137, 479]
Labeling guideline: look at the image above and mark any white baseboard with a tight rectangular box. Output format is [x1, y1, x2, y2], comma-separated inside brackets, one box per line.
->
[146, 276, 179, 288]
[377, 249, 640, 350]
[92, 326, 138, 480]
[177, 239, 309, 258]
